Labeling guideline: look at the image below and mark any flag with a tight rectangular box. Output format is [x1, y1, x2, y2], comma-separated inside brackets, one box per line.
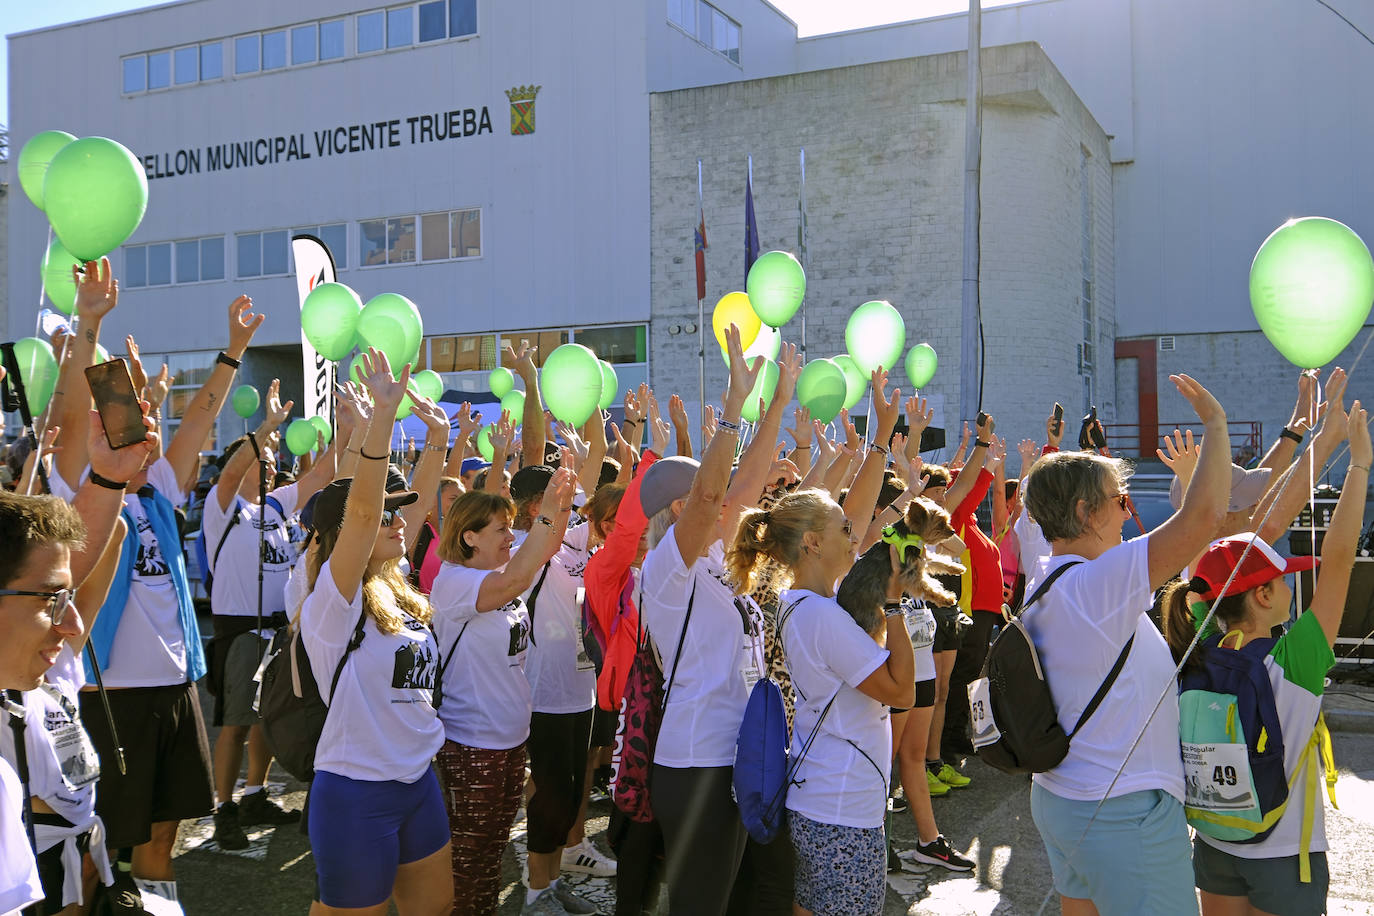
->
[695, 206, 708, 301]
[291, 234, 338, 425]
[797, 170, 809, 271]
[744, 172, 760, 287]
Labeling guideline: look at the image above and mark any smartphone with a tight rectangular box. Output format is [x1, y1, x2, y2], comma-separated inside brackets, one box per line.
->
[976, 411, 988, 428]
[1053, 402, 1064, 435]
[85, 359, 147, 449]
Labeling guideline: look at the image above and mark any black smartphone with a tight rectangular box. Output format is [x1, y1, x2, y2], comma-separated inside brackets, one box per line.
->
[1053, 402, 1064, 435]
[976, 411, 988, 428]
[85, 359, 147, 449]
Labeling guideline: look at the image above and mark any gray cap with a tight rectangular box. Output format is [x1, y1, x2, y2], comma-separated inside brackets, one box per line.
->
[1169, 463, 1272, 512]
[640, 456, 701, 517]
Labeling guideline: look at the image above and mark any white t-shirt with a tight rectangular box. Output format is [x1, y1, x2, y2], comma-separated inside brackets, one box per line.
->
[1015, 511, 1053, 592]
[524, 524, 597, 715]
[430, 564, 532, 750]
[640, 531, 765, 768]
[903, 599, 937, 683]
[778, 589, 891, 828]
[1023, 539, 1185, 803]
[300, 560, 444, 784]
[203, 481, 300, 618]
[0, 756, 42, 915]
[0, 648, 99, 831]
[103, 458, 190, 687]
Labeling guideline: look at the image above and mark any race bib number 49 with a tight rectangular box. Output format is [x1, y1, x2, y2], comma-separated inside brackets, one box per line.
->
[1181, 742, 1256, 812]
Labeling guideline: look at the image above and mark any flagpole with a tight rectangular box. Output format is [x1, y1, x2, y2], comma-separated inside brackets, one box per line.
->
[799, 148, 808, 364]
[697, 159, 707, 429]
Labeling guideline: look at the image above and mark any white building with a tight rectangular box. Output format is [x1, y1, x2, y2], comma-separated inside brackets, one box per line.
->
[7, 0, 1372, 457]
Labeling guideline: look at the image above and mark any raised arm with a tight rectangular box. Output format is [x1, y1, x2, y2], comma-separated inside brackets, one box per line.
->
[329, 349, 408, 602]
[1310, 402, 1370, 645]
[1253, 368, 1347, 544]
[399, 393, 451, 551]
[444, 402, 479, 482]
[214, 379, 293, 512]
[475, 467, 577, 612]
[721, 345, 802, 539]
[945, 412, 993, 510]
[903, 395, 932, 470]
[166, 295, 264, 493]
[856, 547, 917, 708]
[577, 410, 609, 497]
[483, 412, 514, 494]
[1257, 370, 1317, 474]
[505, 340, 544, 469]
[990, 437, 1009, 538]
[335, 382, 371, 479]
[669, 394, 694, 458]
[70, 408, 158, 589]
[54, 258, 120, 486]
[841, 369, 900, 530]
[785, 405, 813, 475]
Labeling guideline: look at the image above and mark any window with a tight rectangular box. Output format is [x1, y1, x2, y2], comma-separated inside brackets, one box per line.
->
[122, 56, 145, 93]
[200, 237, 225, 280]
[500, 331, 567, 369]
[668, 0, 692, 30]
[419, 208, 481, 261]
[174, 46, 198, 84]
[292, 224, 349, 268]
[147, 243, 172, 286]
[320, 20, 346, 59]
[235, 35, 259, 73]
[387, 7, 414, 47]
[125, 246, 148, 287]
[695, 1, 712, 43]
[262, 30, 287, 69]
[201, 42, 223, 79]
[419, 1, 446, 41]
[292, 25, 317, 64]
[574, 326, 647, 364]
[237, 234, 261, 278]
[669, 0, 739, 65]
[237, 230, 291, 278]
[450, 0, 477, 37]
[358, 11, 385, 52]
[148, 51, 171, 89]
[176, 241, 200, 284]
[359, 214, 422, 266]
[128, 236, 224, 287]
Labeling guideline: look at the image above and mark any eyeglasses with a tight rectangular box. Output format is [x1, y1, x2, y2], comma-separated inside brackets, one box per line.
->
[0, 588, 75, 628]
[380, 508, 400, 527]
[1114, 493, 1131, 511]
[841, 518, 854, 538]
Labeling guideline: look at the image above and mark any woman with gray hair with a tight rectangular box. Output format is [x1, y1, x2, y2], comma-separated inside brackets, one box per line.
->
[1019, 374, 1231, 916]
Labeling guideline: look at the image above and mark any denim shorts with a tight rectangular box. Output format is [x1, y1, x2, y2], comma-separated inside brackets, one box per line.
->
[1193, 835, 1328, 916]
[1031, 784, 1198, 915]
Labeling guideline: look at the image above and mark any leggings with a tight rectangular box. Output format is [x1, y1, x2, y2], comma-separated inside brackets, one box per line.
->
[526, 709, 594, 854]
[651, 764, 748, 916]
[725, 828, 795, 916]
[435, 740, 526, 916]
[608, 805, 665, 916]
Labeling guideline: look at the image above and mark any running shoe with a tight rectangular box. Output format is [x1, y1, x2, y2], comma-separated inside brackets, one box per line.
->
[562, 839, 617, 876]
[933, 762, 971, 789]
[212, 801, 249, 850]
[520, 888, 573, 916]
[887, 791, 909, 813]
[239, 790, 302, 824]
[911, 835, 975, 872]
[925, 768, 951, 797]
[551, 881, 599, 914]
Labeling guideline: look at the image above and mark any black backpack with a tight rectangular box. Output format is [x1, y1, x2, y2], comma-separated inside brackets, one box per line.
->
[969, 561, 1134, 774]
[258, 610, 365, 782]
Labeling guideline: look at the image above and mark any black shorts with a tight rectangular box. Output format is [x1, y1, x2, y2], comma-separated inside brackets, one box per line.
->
[932, 606, 964, 653]
[890, 679, 938, 714]
[80, 682, 214, 849]
[590, 705, 618, 748]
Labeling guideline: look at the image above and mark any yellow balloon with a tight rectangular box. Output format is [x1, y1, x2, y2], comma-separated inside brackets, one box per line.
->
[712, 291, 761, 352]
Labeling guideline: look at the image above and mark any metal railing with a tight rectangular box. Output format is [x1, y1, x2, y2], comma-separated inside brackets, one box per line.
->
[1101, 420, 1263, 463]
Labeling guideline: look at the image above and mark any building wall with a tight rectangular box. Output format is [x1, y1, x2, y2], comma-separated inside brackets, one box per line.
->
[648, 42, 1113, 451]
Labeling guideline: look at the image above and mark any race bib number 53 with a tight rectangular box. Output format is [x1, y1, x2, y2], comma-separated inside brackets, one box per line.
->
[968, 678, 1000, 748]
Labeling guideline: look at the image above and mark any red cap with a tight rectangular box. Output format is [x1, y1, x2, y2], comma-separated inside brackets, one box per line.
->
[1190, 532, 1318, 602]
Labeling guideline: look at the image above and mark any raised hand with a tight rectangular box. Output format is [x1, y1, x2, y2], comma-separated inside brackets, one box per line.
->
[840, 409, 859, 452]
[1156, 428, 1198, 473]
[976, 410, 996, 440]
[146, 364, 173, 412]
[668, 394, 689, 431]
[87, 407, 157, 483]
[1170, 374, 1226, 428]
[358, 348, 410, 411]
[538, 466, 578, 516]
[265, 379, 294, 427]
[701, 405, 718, 447]
[987, 435, 1007, 470]
[722, 324, 763, 415]
[504, 338, 538, 381]
[650, 411, 671, 456]
[889, 432, 911, 478]
[73, 258, 118, 321]
[775, 343, 802, 406]
[226, 295, 264, 358]
[904, 395, 933, 437]
[1045, 408, 1064, 448]
[1017, 438, 1039, 475]
[1289, 369, 1319, 435]
[787, 405, 812, 446]
[455, 401, 480, 439]
[1315, 367, 1350, 447]
[410, 393, 451, 440]
[1349, 400, 1371, 469]
[623, 387, 645, 426]
[490, 411, 514, 455]
[871, 369, 900, 438]
[125, 335, 148, 395]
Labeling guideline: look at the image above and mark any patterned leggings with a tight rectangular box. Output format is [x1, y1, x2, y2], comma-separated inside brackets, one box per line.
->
[434, 740, 527, 916]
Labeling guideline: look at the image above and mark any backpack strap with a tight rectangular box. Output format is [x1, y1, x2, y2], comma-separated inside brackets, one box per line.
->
[661, 582, 697, 710]
[431, 620, 471, 710]
[525, 560, 554, 647]
[324, 607, 368, 707]
[1018, 560, 1082, 614]
[1068, 635, 1134, 738]
[209, 495, 288, 594]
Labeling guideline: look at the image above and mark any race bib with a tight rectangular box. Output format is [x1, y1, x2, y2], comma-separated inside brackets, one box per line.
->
[905, 604, 936, 651]
[967, 678, 1000, 748]
[1181, 742, 1256, 812]
[38, 685, 101, 790]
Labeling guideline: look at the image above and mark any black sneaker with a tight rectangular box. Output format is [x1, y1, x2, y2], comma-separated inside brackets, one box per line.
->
[101, 871, 146, 914]
[887, 842, 903, 873]
[239, 790, 302, 825]
[911, 835, 975, 872]
[887, 792, 909, 813]
[213, 800, 250, 850]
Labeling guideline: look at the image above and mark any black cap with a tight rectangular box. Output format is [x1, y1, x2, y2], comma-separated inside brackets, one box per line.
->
[510, 464, 555, 501]
[311, 478, 419, 535]
[386, 464, 408, 493]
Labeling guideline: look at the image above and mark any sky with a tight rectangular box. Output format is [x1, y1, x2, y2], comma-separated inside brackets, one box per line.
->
[1, 0, 1016, 131]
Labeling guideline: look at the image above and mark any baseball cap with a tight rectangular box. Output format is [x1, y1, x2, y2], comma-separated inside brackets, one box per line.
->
[460, 457, 490, 476]
[510, 465, 555, 502]
[640, 456, 700, 517]
[1169, 464, 1271, 512]
[1189, 532, 1318, 602]
[310, 478, 418, 535]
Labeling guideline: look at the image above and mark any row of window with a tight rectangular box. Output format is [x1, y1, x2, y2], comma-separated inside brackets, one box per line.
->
[418, 324, 648, 374]
[121, 214, 481, 288]
[122, 0, 477, 95]
[667, 0, 741, 65]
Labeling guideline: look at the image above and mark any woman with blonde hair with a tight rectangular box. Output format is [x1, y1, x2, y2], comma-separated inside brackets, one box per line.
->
[299, 349, 451, 916]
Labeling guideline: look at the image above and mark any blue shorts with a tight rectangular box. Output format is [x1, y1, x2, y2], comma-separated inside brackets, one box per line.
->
[308, 768, 449, 908]
[1031, 784, 1198, 915]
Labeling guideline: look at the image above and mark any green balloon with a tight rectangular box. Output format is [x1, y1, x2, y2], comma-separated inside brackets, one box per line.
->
[231, 384, 260, 419]
[477, 425, 495, 462]
[1250, 217, 1374, 369]
[11, 338, 58, 416]
[796, 358, 847, 424]
[541, 343, 603, 426]
[301, 283, 363, 361]
[845, 300, 906, 376]
[40, 238, 81, 316]
[346, 351, 369, 386]
[355, 312, 411, 370]
[723, 324, 783, 366]
[16, 130, 76, 210]
[598, 360, 619, 411]
[905, 343, 938, 389]
[396, 391, 414, 421]
[741, 358, 780, 423]
[488, 367, 515, 398]
[412, 369, 444, 402]
[500, 390, 526, 427]
[832, 355, 867, 411]
[360, 294, 422, 366]
[286, 418, 319, 455]
[43, 137, 149, 261]
[94, 344, 110, 364]
[309, 415, 333, 447]
[746, 250, 806, 327]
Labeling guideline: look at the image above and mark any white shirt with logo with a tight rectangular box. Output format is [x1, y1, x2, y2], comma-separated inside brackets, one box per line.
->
[301, 560, 444, 784]
[430, 564, 532, 750]
[524, 523, 597, 715]
[203, 481, 301, 618]
[0, 755, 42, 915]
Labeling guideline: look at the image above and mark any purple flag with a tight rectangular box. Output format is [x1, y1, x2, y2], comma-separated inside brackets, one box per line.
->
[744, 173, 760, 287]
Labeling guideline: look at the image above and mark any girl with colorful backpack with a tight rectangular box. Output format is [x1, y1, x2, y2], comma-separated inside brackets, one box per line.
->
[1162, 398, 1369, 916]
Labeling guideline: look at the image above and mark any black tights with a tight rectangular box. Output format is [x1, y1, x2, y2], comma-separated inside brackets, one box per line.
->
[651, 764, 748, 916]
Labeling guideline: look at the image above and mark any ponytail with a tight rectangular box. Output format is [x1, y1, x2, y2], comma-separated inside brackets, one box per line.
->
[1161, 577, 1250, 671]
[725, 507, 775, 594]
[724, 488, 834, 595]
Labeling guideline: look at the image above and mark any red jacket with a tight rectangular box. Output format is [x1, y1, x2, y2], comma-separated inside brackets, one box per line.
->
[584, 451, 658, 711]
[950, 468, 1003, 615]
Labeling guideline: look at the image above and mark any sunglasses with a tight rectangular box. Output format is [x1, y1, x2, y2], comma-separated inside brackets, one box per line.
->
[1114, 493, 1130, 511]
[0, 588, 75, 628]
[380, 508, 401, 527]
[840, 518, 854, 538]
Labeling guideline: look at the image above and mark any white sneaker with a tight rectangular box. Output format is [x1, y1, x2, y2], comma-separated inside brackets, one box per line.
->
[561, 839, 617, 876]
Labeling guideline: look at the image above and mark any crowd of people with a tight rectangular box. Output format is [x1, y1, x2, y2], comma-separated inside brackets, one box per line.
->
[1, 255, 1368, 916]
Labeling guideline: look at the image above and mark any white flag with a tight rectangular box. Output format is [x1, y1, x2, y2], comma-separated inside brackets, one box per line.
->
[291, 234, 337, 424]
